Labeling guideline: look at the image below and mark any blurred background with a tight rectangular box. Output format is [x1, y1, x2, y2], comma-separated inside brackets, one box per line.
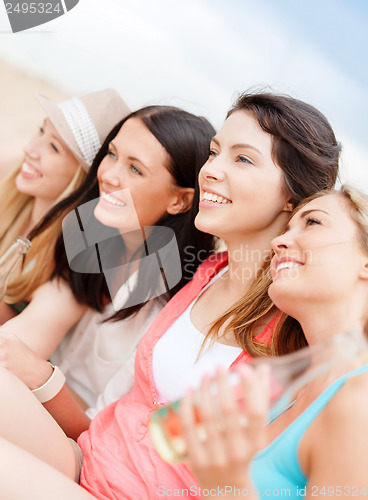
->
[0, 0, 367, 189]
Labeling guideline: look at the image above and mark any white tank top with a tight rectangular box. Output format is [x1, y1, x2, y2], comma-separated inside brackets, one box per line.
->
[152, 265, 242, 403]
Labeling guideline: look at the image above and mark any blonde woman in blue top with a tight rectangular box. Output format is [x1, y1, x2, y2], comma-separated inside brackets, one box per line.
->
[179, 186, 368, 499]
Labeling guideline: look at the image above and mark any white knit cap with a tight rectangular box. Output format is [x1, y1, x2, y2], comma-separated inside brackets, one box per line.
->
[36, 89, 130, 171]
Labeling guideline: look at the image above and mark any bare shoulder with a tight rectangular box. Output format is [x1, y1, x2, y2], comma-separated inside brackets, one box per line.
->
[27, 278, 87, 322]
[326, 367, 368, 415]
[304, 366, 368, 458]
[32, 278, 84, 306]
[304, 366, 368, 484]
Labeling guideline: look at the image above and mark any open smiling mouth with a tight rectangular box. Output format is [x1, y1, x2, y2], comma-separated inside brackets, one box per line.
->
[21, 162, 42, 178]
[275, 261, 303, 274]
[202, 191, 232, 204]
[101, 191, 126, 207]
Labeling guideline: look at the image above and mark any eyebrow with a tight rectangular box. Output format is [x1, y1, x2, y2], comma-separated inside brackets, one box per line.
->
[50, 134, 63, 145]
[284, 208, 330, 232]
[211, 137, 262, 156]
[42, 120, 64, 148]
[299, 208, 330, 218]
[109, 142, 149, 172]
[128, 156, 149, 171]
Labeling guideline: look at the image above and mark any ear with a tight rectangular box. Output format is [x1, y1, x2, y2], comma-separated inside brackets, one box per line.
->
[282, 198, 293, 213]
[359, 256, 368, 280]
[167, 187, 195, 215]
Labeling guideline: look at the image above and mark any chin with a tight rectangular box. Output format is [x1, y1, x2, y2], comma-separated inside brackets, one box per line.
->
[270, 283, 310, 323]
[95, 204, 142, 234]
[194, 213, 221, 238]
[15, 176, 35, 196]
[269, 282, 295, 311]
[94, 204, 117, 228]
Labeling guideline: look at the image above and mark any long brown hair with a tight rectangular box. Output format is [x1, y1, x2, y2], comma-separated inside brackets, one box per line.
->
[201, 90, 341, 357]
[31, 106, 217, 319]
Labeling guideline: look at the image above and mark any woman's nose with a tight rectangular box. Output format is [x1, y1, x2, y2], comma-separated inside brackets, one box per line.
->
[23, 135, 41, 159]
[99, 161, 121, 188]
[199, 156, 225, 183]
[271, 232, 290, 254]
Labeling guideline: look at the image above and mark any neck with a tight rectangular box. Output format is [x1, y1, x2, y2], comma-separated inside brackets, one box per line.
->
[296, 293, 367, 346]
[24, 198, 53, 236]
[121, 227, 147, 262]
[102, 227, 147, 300]
[223, 229, 278, 298]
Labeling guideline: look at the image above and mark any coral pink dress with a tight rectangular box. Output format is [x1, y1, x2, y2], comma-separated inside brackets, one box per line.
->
[78, 253, 277, 499]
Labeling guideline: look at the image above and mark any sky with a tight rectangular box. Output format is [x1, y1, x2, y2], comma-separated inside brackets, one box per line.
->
[0, 0, 367, 190]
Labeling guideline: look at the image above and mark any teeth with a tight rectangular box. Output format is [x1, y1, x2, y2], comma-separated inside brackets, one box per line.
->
[21, 163, 41, 177]
[202, 191, 231, 204]
[101, 191, 126, 207]
[276, 261, 302, 272]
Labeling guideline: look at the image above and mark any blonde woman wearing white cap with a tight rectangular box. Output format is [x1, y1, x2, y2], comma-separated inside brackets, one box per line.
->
[0, 89, 130, 323]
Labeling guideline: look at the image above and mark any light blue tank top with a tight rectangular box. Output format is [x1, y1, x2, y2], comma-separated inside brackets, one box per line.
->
[250, 364, 368, 498]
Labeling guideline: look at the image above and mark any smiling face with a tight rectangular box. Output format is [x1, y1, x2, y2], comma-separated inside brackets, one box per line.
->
[16, 118, 79, 205]
[269, 193, 368, 315]
[94, 117, 187, 233]
[195, 110, 292, 244]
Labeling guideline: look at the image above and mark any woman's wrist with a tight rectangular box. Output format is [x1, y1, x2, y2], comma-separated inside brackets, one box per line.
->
[31, 362, 66, 403]
[28, 359, 54, 391]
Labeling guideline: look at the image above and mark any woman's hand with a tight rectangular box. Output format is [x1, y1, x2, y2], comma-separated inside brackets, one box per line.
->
[0, 332, 53, 389]
[179, 365, 270, 496]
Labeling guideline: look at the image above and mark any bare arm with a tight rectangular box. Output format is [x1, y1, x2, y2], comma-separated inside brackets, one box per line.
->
[0, 278, 87, 359]
[42, 385, 91, 440]
[0, 279, 91, 438]
[305, 374, 368, 499]
[0, 301, 17, 323]
[0, 332, 92, 439]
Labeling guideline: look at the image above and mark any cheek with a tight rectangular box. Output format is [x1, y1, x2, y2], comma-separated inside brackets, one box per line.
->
[133, 186, 173, 224]
[45, 164, 77, 196]
[56, 167, 77, 187]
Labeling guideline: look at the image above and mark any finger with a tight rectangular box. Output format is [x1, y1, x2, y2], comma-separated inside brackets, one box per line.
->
[194, 372, 233, 468]
[238, 364, 270, 451]
[179, 390, 207, 467]
[216, 368, 249, 461]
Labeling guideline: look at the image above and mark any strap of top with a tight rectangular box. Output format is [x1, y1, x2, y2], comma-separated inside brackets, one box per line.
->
[256, 363, 368, 472]
[286, 363, 368, 437]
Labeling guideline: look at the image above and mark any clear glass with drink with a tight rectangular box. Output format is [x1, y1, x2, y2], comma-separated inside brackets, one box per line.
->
[149, 328, 367, 464]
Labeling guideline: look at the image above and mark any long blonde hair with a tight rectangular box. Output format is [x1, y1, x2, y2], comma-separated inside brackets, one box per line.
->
[272, 185, 368, 355]
[205, 187, 368, 357]
[0, 163, 87, 303]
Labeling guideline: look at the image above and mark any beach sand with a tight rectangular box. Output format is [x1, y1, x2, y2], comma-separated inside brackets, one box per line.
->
[0, 57, 69, 179]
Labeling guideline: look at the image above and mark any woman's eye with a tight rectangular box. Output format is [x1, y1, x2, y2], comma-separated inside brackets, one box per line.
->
[209, 149, 218, 158]
[39, 127, 44, 134]
[237, 155, 253, 165]
[107, 150, 117, 159]
[130, 165, 141, 175]
[305, 217, 321, 226]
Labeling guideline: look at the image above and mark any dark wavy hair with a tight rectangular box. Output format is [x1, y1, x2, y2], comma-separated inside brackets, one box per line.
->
[203, 90, 341, 356]
[227, 92, 341, 205]
[30, 105, 216, 321]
